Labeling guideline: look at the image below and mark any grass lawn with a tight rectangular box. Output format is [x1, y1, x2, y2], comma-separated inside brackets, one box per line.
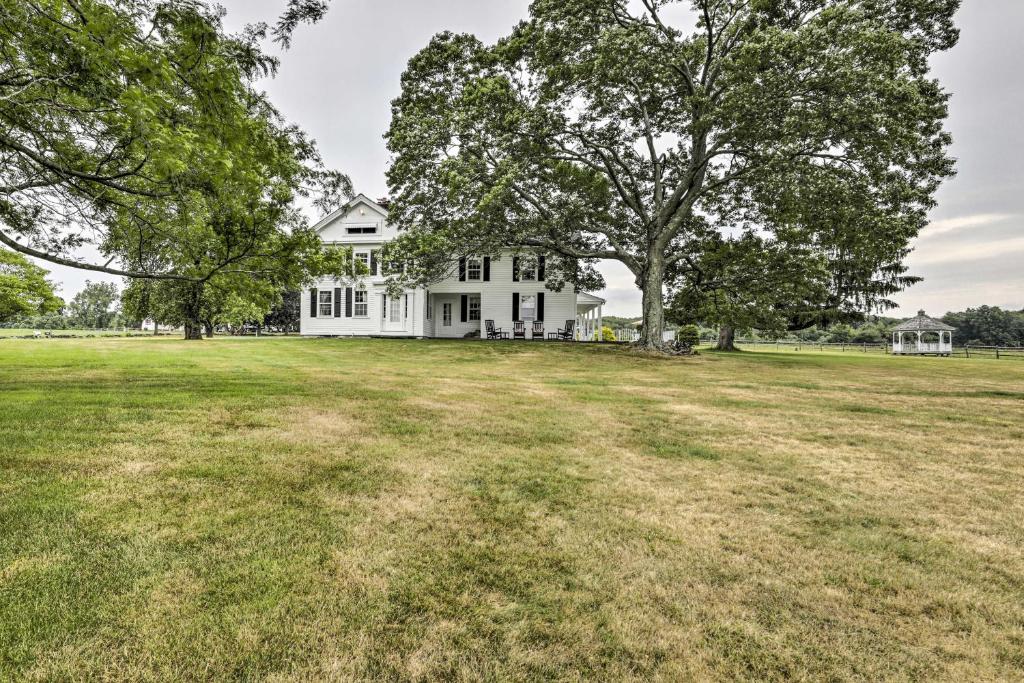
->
[2, 337, 1023, 680]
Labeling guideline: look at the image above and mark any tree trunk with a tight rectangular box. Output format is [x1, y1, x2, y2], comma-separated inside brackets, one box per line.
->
[183, 282, 204, 340]
[153, 322, 158, 336]
[716, 325, 736, 351]
[637, 257, 666, 349]
[203, 320, 214, 338]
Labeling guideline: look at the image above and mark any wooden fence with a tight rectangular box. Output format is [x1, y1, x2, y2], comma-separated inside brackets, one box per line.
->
[718, 339, 1024, 359]
[614, 329, 676, 343]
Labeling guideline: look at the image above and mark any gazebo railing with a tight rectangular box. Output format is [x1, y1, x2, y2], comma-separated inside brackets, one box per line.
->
[892, 341, 951, 354]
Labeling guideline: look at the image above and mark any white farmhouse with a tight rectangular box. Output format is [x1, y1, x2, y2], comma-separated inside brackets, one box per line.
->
[300, 195, 605, 340]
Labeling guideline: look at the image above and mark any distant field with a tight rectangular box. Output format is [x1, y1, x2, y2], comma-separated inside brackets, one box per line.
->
[2, 338, 1022, 680]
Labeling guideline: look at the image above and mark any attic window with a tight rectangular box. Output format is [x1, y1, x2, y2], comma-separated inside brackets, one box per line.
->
[346, 226, 377, 235]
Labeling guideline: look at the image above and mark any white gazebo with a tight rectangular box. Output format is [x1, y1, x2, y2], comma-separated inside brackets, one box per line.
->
[891, 310, 955, 356]
[575, 292, 605, 341]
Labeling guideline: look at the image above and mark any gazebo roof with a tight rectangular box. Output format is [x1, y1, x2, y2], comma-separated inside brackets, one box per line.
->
[892, 310, 955, 332]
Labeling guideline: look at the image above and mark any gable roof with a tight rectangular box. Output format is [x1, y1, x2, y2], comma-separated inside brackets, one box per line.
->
[311, 193, 389, 233]
[577, 291, 606, 305]
[892, 310, 956, 332]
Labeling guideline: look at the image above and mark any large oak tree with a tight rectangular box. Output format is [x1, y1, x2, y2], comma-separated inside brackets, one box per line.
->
[385, 0, 958, 348]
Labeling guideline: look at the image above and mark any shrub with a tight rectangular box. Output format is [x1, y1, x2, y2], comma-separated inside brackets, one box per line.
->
[677, 324, 700, 348]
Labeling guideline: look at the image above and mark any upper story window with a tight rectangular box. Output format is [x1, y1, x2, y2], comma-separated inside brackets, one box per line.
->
[354, 251, 370, 273]
[467, 258, 482, 281]
[318, 290, 333, 317]
[346, 226, 377, 235]
[521, 263, 537, 281]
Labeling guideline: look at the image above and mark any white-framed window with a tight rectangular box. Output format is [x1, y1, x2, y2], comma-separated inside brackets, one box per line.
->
[442, 302, 452, 326]
[353, 290, 368, 317]
[468, 296, 481, 322]
[354, 251, 370, 273]
[319, 290, 333, 317]
[467, 258, 482, 281]
[520, 294, 536, 322]
[521, 262, 537, 281]
[346, 226, 377, 235]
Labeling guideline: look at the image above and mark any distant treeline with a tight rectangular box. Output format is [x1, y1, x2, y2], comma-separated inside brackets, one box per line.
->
[605, 307, 1024, 348]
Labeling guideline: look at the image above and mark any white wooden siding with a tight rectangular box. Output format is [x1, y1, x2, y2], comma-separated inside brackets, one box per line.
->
[299, 197, 580, 338]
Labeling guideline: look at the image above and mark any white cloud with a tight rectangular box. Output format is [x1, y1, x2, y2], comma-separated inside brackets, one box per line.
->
[911, 236, 1024, 265]
[920, 213, 1014, 238]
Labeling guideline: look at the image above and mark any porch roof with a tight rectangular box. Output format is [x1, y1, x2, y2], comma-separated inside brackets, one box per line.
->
[892, 310, 955, 332]
[576, 292, 605, 311]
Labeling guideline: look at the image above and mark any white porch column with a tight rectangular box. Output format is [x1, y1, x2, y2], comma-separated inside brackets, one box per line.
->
[597, 305, 603, 342]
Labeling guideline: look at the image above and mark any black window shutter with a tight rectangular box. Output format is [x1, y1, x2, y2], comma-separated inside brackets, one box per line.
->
[460, 294, 468, 323]
[538, 255, 546, 281]
[310, 288, 318, 317]
[483, 257, 490, 282]
[370, 250, 378, 276]
[512, 256, 520, 281]
[334, 288, 342, 317]
[459, 257, 466, 281]
[537, 292, 545, 322]
[345, 287, 353, 318]
[512, 292, 520, 321]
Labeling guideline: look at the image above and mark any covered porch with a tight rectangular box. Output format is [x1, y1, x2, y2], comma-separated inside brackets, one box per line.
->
[575, 292, 605, 341]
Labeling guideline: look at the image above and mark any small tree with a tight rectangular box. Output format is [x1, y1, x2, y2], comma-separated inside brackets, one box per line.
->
[263, 290, 301, 334]
[0, 249, 62, 323]
[67, 281, 119, 329]
[827, 324, 854, 344]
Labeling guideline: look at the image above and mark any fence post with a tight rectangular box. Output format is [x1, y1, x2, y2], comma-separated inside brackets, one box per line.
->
[965, 345, 970, 359]
[996, 346, 1000, 359]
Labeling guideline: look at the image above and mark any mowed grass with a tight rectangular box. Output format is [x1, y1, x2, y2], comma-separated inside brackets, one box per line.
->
[1, 338, 1023, 681]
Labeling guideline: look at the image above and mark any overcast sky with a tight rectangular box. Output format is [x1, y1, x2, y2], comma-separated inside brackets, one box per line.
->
[41, 0, 1024, 318]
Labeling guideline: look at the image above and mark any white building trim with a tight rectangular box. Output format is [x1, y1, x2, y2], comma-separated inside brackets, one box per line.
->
[299, 196, 603, 341]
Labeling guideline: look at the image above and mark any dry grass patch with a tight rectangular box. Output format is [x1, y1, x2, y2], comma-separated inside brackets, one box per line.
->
[2, 337, 1023, 680]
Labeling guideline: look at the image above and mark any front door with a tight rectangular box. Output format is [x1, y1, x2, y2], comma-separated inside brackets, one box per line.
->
[383, 294, 406, 332]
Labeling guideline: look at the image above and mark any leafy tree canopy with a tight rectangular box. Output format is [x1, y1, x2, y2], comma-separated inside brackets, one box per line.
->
[0, 0, 351, 290]
[0, 249, 62, 322]
[385, 0, 958, 348]
[67, 280, 119, 329]
[942, 306, 1024, 347]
